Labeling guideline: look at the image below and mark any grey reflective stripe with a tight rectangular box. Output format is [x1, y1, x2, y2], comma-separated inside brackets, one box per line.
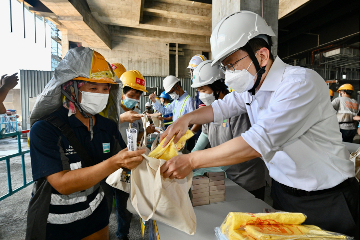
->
[47, 188, 104, 224]
[174, 95, 190, 118]
[50, 183, 100, 206]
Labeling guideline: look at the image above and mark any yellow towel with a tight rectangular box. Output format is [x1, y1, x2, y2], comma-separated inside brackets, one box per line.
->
[221, 212, 307, 233]
[228, 229, 257, 240]
[148, 130, 194, 160]
[245, 224, 347, 239]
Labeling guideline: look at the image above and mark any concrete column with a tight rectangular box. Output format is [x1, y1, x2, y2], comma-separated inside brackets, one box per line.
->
[212, 0, 279, 56]
[175, 43, 179, 77]
[60, 28, 69, 58]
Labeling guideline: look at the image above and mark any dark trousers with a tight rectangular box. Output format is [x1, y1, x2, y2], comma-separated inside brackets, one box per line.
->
[102, 182, 132, 239]
[340, 129, 357, 143]
[249, 186, 265, 201]
[271, 178, 359, 239]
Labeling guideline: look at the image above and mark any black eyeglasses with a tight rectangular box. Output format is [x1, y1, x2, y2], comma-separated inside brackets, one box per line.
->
[220, 55, 249, 73]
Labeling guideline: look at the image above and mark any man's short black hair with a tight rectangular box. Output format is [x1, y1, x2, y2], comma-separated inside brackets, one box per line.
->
[343, 90, 353, 96]
[208, 79, 229, 100]
[240, 37, 274, 61]
[123, 86, 143, 95]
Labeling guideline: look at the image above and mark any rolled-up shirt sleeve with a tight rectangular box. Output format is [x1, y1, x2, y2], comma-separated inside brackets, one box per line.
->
[211, 92, 247, 125]
[153, 101, 173, 115]
[242, 74, 319, 162]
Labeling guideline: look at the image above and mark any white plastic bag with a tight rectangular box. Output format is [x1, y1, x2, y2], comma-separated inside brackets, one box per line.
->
[349, 147, 360, 182]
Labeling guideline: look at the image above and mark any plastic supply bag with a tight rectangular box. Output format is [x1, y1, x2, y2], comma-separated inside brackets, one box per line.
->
[349, 147, 360, 182]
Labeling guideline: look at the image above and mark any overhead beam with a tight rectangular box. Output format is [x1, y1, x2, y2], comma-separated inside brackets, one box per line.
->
[143, 0, 211, 23]
[40, 0, 111, 49]
[279, 2, 357, 44]
[110, 25, 210, 47]
[88, 0, 211, 36]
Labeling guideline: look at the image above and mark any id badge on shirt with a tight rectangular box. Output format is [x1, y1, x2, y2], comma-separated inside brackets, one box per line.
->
[222, 119, 229, 128]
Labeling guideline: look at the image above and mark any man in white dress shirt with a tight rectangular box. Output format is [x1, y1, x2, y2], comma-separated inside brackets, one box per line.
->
[159, 11, 358, 237]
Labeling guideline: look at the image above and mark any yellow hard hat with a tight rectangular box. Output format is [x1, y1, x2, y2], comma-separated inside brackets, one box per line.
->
[120, 70, 148, 93]
[111, 63, 127, 79]
[337, 84, 354, 92]
[329, 89, 334, 97]
[74, 50, 117, 84]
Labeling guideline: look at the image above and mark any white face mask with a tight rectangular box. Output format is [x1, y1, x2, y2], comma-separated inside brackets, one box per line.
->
[199, 92, 216, 106]
[169, 92, 179, 100]
[79, 91, 109, 115]
[225, 60, 256, 93]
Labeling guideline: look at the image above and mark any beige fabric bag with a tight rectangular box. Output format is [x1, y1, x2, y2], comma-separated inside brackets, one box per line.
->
[107, 118, 196, 234]
[131, 153, 196, 235]
[349, 147, 360, 182]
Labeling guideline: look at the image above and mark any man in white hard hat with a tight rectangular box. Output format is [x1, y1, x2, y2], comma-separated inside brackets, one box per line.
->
[159, 11, 358, 237]
[149, 75, 195, 124]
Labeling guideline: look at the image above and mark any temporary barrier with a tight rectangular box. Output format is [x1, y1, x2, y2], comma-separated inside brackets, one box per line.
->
[0, 130, 32, 201]
[0, 114, 18, 134]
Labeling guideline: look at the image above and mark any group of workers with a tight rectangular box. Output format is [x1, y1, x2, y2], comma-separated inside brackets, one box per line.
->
[24, 10, 358, 240]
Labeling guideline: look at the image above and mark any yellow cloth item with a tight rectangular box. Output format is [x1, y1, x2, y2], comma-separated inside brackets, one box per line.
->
[148, 130, 194, 160]
[221, 212, 306, 233]
[228, 229, 256, 240]
[245, 224, 347, 239]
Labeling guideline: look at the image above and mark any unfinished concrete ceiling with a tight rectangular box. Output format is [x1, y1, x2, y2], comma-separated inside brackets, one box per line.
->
[34, 0, 211, 50]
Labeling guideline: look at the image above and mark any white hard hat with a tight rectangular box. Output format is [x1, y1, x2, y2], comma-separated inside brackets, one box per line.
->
[191, 60, 225, 88]
[187, 54, 207, 69]
[145, 102, 151, 107]
[163, 75, 180, 93]
[210, 11, 276, 66]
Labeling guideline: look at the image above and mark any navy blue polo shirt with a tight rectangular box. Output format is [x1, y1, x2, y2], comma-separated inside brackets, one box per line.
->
[30, 107, 126, 239]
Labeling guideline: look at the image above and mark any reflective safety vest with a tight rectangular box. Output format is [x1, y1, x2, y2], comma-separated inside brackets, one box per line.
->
[174, 95, 190, 118]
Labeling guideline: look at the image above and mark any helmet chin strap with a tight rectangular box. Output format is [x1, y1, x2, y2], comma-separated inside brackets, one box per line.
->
[62, 83, 94, 140]
[243, 43, 266, 95]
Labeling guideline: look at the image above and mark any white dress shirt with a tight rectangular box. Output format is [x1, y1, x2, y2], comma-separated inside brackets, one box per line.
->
[211, 57, 354, 191]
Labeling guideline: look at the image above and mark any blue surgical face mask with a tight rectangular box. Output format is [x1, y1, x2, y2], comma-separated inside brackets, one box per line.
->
[123, 96, 139, 109]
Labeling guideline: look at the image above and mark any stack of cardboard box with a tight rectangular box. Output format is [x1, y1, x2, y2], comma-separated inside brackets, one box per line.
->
[191, 172, 226, 206]
[191, 176, 210, 206]
[206, 172, 226, 203]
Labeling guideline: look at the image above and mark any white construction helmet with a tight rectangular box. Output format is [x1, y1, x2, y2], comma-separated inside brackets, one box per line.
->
[191, 60, 225, 88]
[145, 102, 151, 107]
[187, 54, 207, 69]
[210, 11, 276, 66]
[163, 75, 180, 93]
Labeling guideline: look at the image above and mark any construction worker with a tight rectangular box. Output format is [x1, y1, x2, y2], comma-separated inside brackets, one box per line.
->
[191, 60, 267, 200]
[159, 91, 173, 130]
[332, 84, 359, 143]
[149, 75, 195, 124]
[26, 47, 145, 240]
[111, 63, 144, 126]
[159, 11, 358, 237]
[329, 89, 334, 101]
[187, 54, 208, 150]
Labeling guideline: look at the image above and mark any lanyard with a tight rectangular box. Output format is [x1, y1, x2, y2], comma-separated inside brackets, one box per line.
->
[174, 95, 190, 118]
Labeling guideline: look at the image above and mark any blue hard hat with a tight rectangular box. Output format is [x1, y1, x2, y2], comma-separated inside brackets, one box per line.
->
[159, 91, 171, 100]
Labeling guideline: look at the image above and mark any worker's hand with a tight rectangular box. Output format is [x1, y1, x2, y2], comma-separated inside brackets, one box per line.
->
[120, 110, 143, 123]
[160, 154, 194, 179]
[157, 116, 164, 121]
[149, 91, 157, 103]
[353, 115, 360, 121]
[1, 73, 18, 90]
[160, 115, 191, 147]
[112, 148, 146, 170]
[146, 124, 155, 134]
